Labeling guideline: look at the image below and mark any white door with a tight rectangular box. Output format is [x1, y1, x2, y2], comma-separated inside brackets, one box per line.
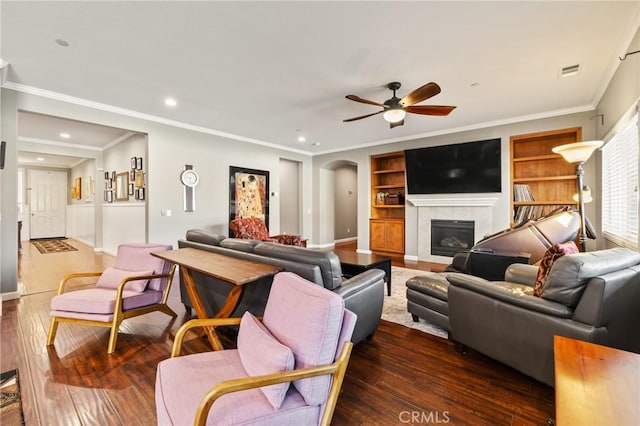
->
[29, 169, 67, 239]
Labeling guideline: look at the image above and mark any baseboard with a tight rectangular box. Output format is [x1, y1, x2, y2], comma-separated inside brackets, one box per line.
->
[356, 249, 372, 254]
[334, 237, 357, 244]
[93, 247, 104, 253]
[404, 254, 419, 262]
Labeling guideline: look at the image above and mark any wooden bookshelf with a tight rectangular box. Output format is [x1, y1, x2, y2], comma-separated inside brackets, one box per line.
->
[510, 128, 581, 224]
[370, 152, 405, 254]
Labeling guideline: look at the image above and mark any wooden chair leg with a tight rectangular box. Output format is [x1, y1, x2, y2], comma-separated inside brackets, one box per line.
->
[107, 320, 121, 354]
[46, 317, 59, 346]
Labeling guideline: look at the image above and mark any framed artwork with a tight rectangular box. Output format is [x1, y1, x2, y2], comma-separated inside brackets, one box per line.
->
[115, 172, 129, 201]
[134, 170, 145, 188]
[129, 183, 134, 195]
[136, 187, 145, 200]
[228, 166, 269, 234]
[130, 170, 135, 181]
[74, 177, 82, 200]
[104, 171, 110, 180]
[131, 157, 137, 169]
[104, 190, 113, 203]
[111, 171, 116, 181]
[136, 157, 143, 170]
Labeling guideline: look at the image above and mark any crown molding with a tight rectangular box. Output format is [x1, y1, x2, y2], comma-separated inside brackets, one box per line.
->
[2, 81, 312, 156]
[314, 104, 595, 156]
[18, 136, 103, 151]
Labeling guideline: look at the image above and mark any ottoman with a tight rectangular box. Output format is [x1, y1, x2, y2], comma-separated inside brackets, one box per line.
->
[406, 272, 464, 332]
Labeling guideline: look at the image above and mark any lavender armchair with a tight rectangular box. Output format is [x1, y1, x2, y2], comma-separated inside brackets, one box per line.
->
[46, 243, 177, 354]
[155, 272, 357, 425]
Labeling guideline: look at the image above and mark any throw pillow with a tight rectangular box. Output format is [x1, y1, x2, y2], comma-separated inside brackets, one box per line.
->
[237, 312, 295, 409]
[95, 267, 154, 293]
[533, 241, 579, 297]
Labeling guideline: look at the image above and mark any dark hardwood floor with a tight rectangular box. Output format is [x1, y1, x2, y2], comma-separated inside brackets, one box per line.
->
[1, 239, 554, 425]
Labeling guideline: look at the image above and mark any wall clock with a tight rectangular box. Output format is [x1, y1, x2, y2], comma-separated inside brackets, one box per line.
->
[181, 165, 197, 212]
[180, 169, 199, 187]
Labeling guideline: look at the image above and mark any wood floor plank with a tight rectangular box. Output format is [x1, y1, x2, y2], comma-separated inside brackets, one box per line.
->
[3, 238, 555, 425]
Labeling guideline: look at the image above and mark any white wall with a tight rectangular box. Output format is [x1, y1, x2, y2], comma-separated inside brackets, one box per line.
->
[66, 204, 95, 246]
[334, 165, 357, 240]
[279, 158, 301, 235]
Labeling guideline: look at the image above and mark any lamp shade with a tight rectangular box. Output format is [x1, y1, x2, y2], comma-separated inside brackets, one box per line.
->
[552, 140, 604, 163]
[383, 108, 406, 123]
[573, 185, 592, 203]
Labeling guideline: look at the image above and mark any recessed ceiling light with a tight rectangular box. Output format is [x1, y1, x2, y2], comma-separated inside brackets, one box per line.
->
[60, 132, 70, 138]
[311, 142, 321, 146]
[297, 136, 306, 143]
[55, 39, 69, 47]
[36, 157, 45, 161]
[164, 97, 177, 107]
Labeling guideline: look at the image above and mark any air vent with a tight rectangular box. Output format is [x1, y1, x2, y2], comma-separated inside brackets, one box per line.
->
[561, 64, 580, 78]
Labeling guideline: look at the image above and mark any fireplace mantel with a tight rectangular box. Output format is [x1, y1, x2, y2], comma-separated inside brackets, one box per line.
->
[407, 196, 498, 207]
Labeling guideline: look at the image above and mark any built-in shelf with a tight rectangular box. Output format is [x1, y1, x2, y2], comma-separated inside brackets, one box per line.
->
[510, 127, 581, 225]
[370, 151, 405, 255]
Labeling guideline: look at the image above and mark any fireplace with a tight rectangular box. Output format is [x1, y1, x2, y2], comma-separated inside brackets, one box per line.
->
[431, 219, 475, 257]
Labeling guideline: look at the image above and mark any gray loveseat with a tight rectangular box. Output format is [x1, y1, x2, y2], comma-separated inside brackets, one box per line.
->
[446, 247, 640, 386]
[178, 229, 385, 344]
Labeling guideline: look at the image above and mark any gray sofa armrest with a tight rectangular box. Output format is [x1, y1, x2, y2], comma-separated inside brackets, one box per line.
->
[446, 274, 573, 319]
[185, 229, 226, 246]
[335, 269, 385, 344]
[337, 269, 385, 298]
[504, 264, 539, 286]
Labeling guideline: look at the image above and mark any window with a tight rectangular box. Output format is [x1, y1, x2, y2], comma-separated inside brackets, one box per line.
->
[601, 109, 639, 248]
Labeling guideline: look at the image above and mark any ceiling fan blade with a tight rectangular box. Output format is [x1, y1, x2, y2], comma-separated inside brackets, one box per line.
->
[405, 105, 456, 116]
[345, 95, 386, 108]
[399, 82, 441, 107]
[390, 119, 405, 129]
[343, 110, 384, 122]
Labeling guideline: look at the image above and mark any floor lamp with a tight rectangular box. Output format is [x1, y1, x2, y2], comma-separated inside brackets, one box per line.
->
[552, 141, 603, 251]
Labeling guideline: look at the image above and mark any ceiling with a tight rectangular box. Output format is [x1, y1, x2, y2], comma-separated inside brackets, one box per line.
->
[2, 1, 639, 166]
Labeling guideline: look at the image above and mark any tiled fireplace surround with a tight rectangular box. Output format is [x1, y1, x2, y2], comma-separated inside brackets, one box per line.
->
[408, 196, 498, 263]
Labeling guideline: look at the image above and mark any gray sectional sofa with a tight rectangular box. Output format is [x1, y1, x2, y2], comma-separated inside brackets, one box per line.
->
[177, 229, 385, 344]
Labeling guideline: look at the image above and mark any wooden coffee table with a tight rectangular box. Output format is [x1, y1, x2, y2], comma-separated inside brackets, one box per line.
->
[334, 250, 392, 296]
[152, 247, 282, 350]
[554, 335, 640, 426]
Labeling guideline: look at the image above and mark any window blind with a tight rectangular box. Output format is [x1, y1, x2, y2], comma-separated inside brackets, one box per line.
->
[601, 110, 639, 247]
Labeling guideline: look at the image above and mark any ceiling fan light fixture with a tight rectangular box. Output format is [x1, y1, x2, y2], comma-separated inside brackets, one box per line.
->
[383, 108, 406, 123]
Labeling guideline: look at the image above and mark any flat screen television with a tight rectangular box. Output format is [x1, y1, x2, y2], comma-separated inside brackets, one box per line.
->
[404, 138, 501, 194]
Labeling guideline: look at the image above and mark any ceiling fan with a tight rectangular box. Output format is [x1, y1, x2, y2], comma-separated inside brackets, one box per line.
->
[343, 81, 456, 129]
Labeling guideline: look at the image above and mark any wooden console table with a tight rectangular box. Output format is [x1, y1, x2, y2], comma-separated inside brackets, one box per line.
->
[152, 247, 282, 350]
[554, 335, 640, 425]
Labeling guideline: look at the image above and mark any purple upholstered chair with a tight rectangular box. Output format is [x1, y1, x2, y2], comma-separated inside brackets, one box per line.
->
[46, 243, 177, 354]
[155, 272, 357, 426]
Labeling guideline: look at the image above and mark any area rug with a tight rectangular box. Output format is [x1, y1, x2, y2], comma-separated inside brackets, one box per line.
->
[31, 238, 78, 254]
[382, 266, 448, 339]
[1, 369, 25, 426]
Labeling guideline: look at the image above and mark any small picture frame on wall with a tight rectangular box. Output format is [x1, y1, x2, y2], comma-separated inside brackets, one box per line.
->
[136, 187, 145, 200]
[104, 171, 110, 180]
[105, 178, 112, 189]
[129, 183, 134, 195]
[131, 157, 137, 169]
[136, 157, 143, 170]
[104, 190, 113, 203]
[111, 171, 116, 181]
[134, 170, 145, 188]
[130, 170, 135, 181]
